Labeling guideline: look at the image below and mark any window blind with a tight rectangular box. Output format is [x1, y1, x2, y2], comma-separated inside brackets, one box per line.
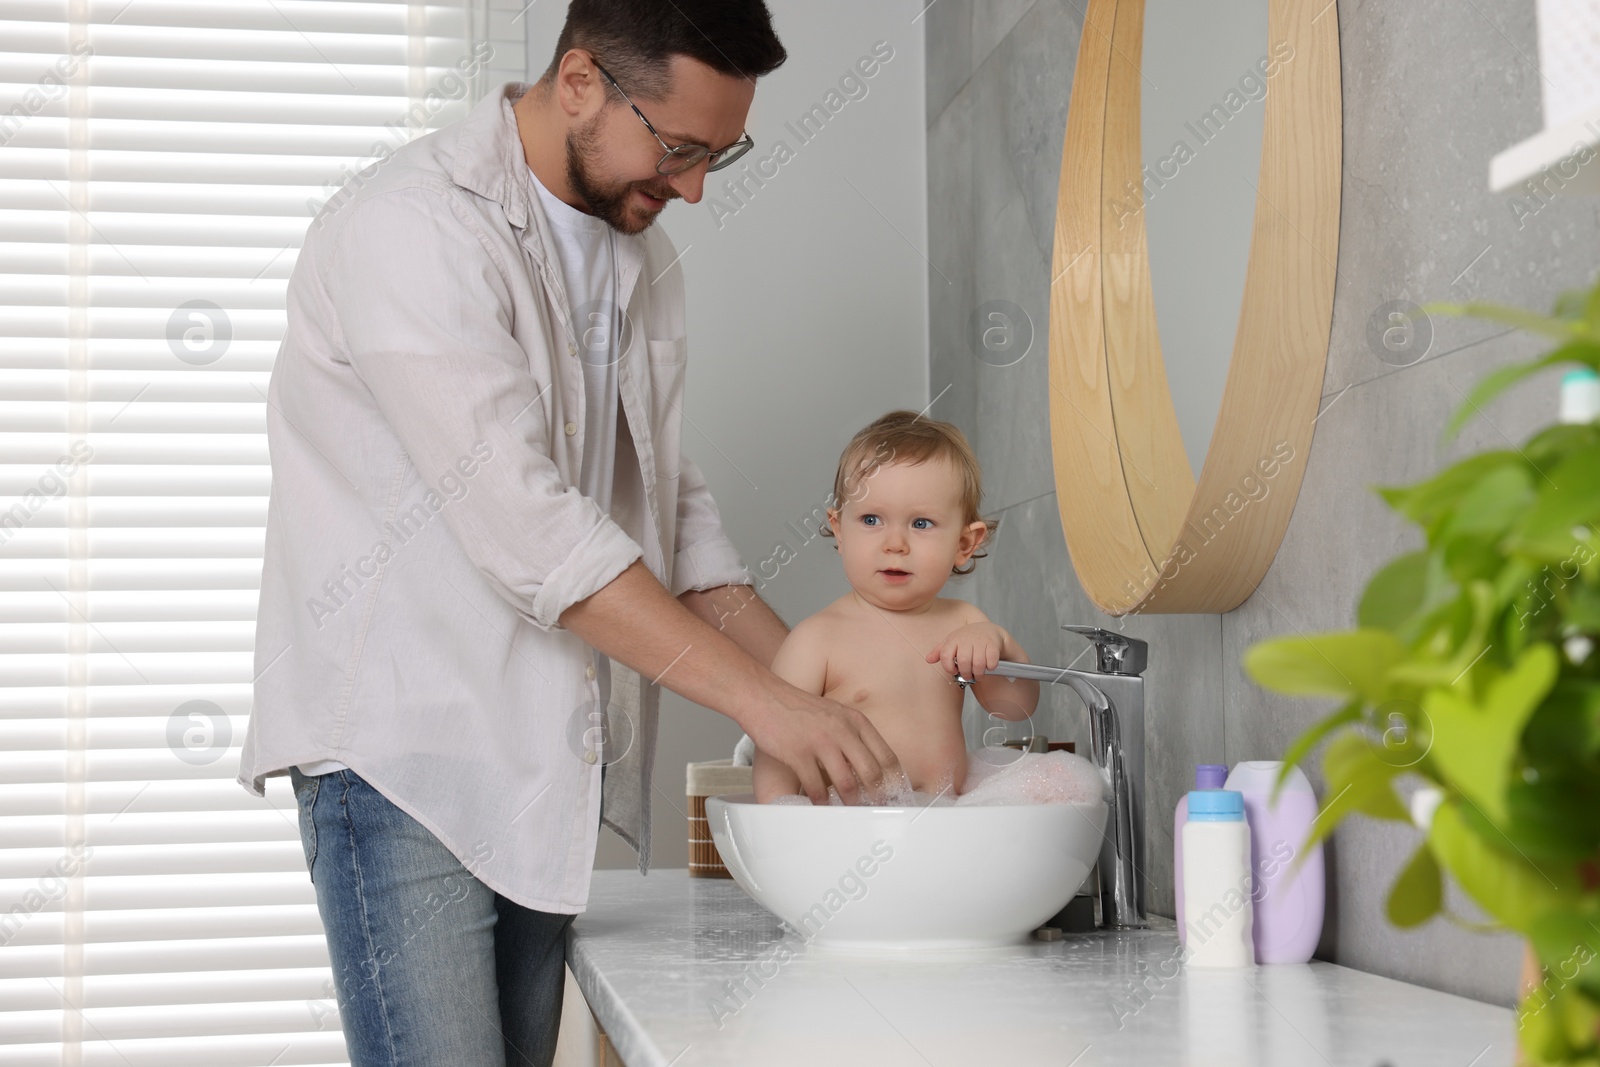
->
[0, 2, 524, 1063]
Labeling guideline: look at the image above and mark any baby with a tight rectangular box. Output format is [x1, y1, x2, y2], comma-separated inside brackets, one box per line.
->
[752, 411, 1040, 803]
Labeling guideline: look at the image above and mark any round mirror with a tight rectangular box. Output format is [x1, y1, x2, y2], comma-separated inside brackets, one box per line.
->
[1048, 0, 1341, 615]
[1141, 0, 1266, 479]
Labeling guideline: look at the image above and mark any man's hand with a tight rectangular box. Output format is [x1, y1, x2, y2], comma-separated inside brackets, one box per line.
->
[559, 560, 901, 804]
[740, 687, 902, 805]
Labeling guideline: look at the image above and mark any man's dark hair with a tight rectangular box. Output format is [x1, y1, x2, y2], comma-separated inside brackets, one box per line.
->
[543, 0, 787, 98]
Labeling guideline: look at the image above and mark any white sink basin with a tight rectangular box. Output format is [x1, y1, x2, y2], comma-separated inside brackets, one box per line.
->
[704, 790, 1107, 953]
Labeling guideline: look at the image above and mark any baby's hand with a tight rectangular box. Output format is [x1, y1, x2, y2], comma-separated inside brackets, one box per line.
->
[926, 623, 1009, 680]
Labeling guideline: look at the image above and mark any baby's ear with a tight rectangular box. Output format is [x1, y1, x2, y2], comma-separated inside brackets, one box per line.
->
[964, 520, 990, 551]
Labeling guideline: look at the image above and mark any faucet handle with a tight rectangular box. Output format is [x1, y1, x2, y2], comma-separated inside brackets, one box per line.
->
[1061, 625, 1148, 676]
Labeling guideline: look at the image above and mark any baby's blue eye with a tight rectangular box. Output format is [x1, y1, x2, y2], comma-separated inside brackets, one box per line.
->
[912, 518, 933, 530]
[861, 515, 880, 526]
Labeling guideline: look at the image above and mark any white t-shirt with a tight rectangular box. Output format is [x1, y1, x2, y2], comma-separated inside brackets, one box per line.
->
[297, 170, 633, 780]
[529, 168, 632, 725]
[528, 168, 625, 514]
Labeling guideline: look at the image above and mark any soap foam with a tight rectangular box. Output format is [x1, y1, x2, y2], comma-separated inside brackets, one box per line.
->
[768, 750, 1108, 808]
[957, 749, 1108, 806]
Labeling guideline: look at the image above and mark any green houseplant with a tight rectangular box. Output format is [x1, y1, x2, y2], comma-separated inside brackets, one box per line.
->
[1244, 278, 1600, 1066]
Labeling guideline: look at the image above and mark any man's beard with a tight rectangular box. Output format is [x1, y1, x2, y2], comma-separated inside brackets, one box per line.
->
[565, 113, 677, 235]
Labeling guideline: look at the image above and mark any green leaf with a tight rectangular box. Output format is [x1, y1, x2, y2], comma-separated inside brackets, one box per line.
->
[1429, 799, 1576, 932]
[1401, 585, 1497, 694]
[1443, 343, 1600, 438]
[1530, 910, 1600, 1004]
[1505, 775, 1600, 862]
[1385, 659, 1466, 690]
[1523, 680, 1600, 765]
[1289, 734, 1409, 868]
[1559, 987, 1600, 1053]
[1442, 464, 1536, 541]
[1404, 594, 1475, 665]
[1440, 534, 1510, 588]
[1243, 630, 1407, 704]
[1424, 643, 1560, 826]
[1525, 421, 1600, 471]
[1273, 701, 1361, 802]
[1379, 451, 1522, 531]
[1386, 843, 1443, 928]
[1515, 440, 1600, 554]
[1554, 285, 1592, 323]
[1388, 583, 1499, 690]
[1301, 733, 1411, 856]
[1444, 361, 1552, 439]
[1519, 981, 1574, 1063]
[1583, 282, 1600, 334]
[1357, 551, 1430, 632]
[1566, 581, 1600, 632]
[1495, 555, 1542, 613]
[1422, 299, 1580, 339]
[1519, 979, 1575, 1063]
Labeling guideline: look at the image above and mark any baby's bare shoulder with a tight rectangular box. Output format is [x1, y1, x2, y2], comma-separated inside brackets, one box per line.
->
[786, 599, 854, 646]
[782, 613, 828, 649]
[933, 597, 990, 626]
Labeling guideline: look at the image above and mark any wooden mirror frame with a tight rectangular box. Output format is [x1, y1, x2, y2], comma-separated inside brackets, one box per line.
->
[1048, 0, 1341, 615]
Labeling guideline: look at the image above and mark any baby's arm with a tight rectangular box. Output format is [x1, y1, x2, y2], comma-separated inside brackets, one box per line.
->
[936, 606, 1039, 722]
[751, 620, 830, 803]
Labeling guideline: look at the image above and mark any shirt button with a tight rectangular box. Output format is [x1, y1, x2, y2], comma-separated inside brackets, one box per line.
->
[564, 421, 577, 435]
[585, 664, 596, 679]
[567, 343, 577, 356]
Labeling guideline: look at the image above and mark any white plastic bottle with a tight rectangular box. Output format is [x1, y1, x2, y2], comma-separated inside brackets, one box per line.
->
[1559, 367, 1600, 425]
[1174, 763, 1228, 947]
[1181, 789, 1255, 968]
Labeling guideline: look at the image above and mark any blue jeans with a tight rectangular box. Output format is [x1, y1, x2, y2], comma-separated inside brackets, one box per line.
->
[290, 767, 576, 1067]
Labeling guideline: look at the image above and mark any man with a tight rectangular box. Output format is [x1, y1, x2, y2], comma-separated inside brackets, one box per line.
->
[239, 2, 901, 1063]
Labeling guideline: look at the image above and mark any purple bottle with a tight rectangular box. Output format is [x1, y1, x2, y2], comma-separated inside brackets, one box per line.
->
[1174, 763, 1228, 946]
[1225, 760, 1324, 963]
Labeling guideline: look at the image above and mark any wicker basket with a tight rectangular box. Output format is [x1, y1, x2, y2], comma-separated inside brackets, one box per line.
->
[686, 759, 752, 879]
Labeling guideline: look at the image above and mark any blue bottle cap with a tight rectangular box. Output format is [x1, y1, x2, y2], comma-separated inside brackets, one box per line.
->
[1563, 367, 1600, 384]
[1187, 789, 1245, 821]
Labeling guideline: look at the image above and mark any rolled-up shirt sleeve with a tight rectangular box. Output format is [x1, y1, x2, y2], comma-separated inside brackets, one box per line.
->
[669, 449, 751, 597]
[322, 186, 643, 630]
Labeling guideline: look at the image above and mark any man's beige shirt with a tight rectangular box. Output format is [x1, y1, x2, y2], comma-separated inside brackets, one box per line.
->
[240, 83, 750, 913]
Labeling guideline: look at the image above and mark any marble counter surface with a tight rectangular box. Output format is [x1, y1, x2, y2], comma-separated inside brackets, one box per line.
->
[566, 869, 1515, 1067]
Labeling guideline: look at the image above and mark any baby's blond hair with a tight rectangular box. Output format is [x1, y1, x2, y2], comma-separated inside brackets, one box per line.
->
[821, 410, 998, 576]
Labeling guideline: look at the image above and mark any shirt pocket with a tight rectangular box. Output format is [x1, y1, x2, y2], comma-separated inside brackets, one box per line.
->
[646, 337, 686, 364]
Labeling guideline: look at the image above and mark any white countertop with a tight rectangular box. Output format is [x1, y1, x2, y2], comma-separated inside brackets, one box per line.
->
[567, 869, 1515, 1067]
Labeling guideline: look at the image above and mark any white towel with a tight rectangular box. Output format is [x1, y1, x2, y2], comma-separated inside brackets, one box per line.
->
[732, 732, 755, 767]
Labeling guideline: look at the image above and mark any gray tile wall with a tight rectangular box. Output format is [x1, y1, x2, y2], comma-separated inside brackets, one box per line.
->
[926, 0, 1599, 1006]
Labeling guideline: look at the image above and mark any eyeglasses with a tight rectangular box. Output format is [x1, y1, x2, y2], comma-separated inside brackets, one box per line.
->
[593, 62, 754, 175]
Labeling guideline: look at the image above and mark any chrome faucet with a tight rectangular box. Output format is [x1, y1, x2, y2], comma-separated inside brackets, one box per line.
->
[957, 625, 1148, 930]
